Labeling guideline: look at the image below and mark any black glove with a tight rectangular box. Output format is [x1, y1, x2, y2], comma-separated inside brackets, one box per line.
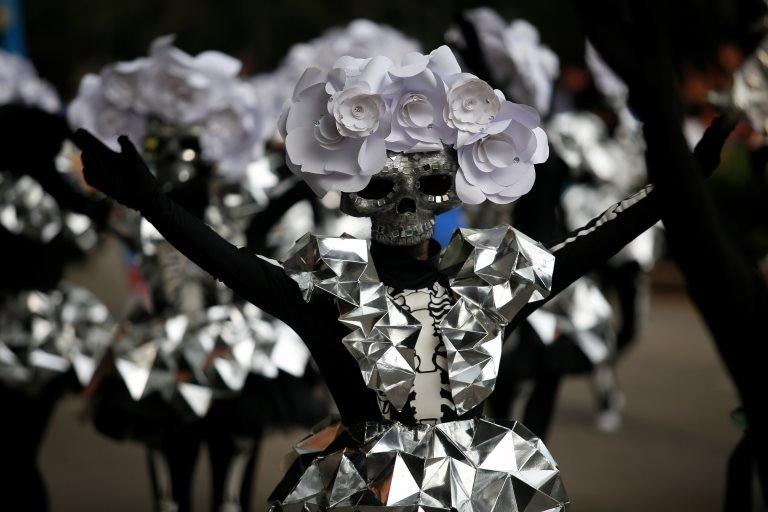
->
[73, 128, 158, 212]
[0, 104, 72, 171]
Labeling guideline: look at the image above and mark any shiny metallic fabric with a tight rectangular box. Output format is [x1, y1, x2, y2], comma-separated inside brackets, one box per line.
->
[547, 112, 646, 194]
[106, 153, 307, 415]
[547, 112, 657, 270]
[731, 38, 768, 136]
[439, 226, 554, 413]
[112, 313, 215, 417]
[205, 155, 280, 247]
[283, 226, 554, 416]
[0, 171, 98, 251]
[268, 417, 568, 511]
[142, 118, 206, 190]
[526, 277, 615, 365]
[340, 150, 461, 246]
[0, 283, 116, 390]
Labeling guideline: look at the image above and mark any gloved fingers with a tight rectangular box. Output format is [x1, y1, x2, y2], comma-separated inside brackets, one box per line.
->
[79, 144, 110, 190]
[73, 128, 116, 160]
[117, 135, 141, 159]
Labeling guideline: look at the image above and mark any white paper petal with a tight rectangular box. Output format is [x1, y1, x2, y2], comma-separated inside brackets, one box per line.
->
[358, 136, 387, 174]
[531, 127, 550, 164]
[455, 171, 487, 204]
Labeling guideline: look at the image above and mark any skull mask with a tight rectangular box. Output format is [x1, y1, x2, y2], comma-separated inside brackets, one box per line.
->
[142, 117, 209, 192]
[340, 149, 461, 246]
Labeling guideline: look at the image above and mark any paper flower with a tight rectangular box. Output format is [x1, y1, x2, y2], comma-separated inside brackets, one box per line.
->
[279, 57, 393, 194]
[456, 110, 549, 204]
[68, 74, 146, 151]
[461, 8, 559, 116]
[0, 49, 61, 112]
[138, 35, 242, 125]
[281, 44, 550, 204]
[199, 83, 265, 177]
[385, 47, 457, 152]
[585, 41, 628, 103]
[68, 36, 266, 175]
[252, 19, 421, 140]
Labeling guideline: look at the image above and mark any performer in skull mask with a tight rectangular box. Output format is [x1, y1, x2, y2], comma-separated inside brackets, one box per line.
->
[68, 37, 321, 512]
[73, 43, 734, 510]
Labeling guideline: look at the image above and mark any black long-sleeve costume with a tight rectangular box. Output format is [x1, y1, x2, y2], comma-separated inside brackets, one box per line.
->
[75, 111, 732, 427]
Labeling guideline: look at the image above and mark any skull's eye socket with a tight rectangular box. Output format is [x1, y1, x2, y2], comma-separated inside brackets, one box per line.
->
[419, 174, 453, 196]
[357, 177, 394, 200]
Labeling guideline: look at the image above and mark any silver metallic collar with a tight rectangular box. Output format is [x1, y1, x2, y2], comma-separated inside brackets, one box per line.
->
[283, 226, 555, 416]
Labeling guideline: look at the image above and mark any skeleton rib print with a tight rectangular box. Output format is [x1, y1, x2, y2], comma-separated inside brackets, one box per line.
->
[378, 282, 456, 424]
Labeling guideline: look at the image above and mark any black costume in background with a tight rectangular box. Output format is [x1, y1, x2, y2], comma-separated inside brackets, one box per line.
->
[91, 154, 323, 512]
[454, 15, 658, 438]
[582, 1, 768, 508]
[75, 123, 730, 428]
[487, 152, 570, 438]
[488, 118, 736, 438]
[0, 105, 109, 512]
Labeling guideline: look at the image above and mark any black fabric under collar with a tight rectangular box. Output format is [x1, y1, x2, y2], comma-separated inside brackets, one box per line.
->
[370, 239, 445, 291]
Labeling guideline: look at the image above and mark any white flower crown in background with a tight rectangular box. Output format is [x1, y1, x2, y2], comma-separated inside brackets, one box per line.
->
[252, 19, 422, 140]
[455, 7, 560, 117]
[0, 49, 61, 112]
[279, 45, 548, 204]
[68, 36, 268, 176]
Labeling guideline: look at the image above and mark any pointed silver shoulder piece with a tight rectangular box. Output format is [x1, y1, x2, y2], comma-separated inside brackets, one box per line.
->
[440, 225, 555, 325]
[282, 233, 379, 306]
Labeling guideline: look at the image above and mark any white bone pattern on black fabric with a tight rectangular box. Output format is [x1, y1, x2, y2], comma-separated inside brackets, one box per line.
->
[380, 282, 456, 424]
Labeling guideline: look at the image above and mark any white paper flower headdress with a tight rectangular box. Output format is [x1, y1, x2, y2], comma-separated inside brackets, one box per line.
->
[0, 49, 60, 112]
[68, 36, 267, 176]
[454, 8, 560, 117]
[279, 45, 549, 204]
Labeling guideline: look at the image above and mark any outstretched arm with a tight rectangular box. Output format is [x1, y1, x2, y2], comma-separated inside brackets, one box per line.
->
[74, 129, 307, 327]
[506, 111, 739, 331]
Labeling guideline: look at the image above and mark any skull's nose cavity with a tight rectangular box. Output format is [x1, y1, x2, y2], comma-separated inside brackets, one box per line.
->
[397, 198, 417, 214]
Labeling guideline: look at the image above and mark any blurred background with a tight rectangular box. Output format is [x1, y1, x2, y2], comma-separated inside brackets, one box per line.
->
[3, 0, 768, 510]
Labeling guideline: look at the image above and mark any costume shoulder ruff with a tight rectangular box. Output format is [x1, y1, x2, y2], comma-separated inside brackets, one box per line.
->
[268, 417, 568, 511]
[283, 226, 555, 416]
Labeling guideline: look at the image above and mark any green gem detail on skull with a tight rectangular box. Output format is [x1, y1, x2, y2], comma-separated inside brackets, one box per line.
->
[340, 149, 462, 246]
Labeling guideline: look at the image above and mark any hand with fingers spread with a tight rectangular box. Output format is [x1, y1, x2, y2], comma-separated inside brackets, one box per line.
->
[73, 129, 158, 212]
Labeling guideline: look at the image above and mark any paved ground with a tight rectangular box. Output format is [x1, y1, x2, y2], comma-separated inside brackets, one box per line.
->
[38, 239, 742, 511]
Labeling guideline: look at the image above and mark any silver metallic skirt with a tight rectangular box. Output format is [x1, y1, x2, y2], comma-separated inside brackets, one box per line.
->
[268, 417, 569, 511]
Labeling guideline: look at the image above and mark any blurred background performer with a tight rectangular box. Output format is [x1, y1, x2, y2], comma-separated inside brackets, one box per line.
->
[450, 7, 658, 438]
[67, 37, 323, 512]
[0, 50, 114, 511]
